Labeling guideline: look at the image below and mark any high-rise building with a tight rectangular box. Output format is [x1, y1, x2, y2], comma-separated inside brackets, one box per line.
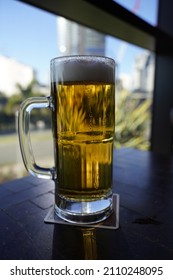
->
[131, 51, 155, 96]
[57, 17, 105, 56]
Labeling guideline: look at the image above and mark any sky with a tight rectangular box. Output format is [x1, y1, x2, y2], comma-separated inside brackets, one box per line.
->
[114, 0, 158, 25]
[0, 0, 158, 86]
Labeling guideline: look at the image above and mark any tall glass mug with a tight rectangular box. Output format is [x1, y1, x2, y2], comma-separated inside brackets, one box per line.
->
[18, 55, 115, 224]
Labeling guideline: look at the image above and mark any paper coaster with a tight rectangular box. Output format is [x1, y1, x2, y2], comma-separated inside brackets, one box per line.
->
[44, 194, 119, 230]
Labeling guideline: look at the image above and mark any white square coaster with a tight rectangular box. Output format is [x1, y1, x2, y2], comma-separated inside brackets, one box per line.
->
[44, 194, 119, 230]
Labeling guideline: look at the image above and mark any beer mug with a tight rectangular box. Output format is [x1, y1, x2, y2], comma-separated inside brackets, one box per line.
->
[18, 55, 115, 224]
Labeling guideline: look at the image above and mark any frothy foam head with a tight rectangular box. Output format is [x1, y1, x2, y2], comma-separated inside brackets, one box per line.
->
[51, 56, 115, 83]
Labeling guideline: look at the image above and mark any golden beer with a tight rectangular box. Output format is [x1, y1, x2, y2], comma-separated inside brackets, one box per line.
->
[51, 55, 115, 223]
[52, 82, 115, 202]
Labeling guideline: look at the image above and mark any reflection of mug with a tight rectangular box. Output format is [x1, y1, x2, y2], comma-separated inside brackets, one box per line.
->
[18, 55, 115, 224]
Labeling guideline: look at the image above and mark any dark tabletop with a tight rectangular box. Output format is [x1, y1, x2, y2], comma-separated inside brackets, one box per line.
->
[1, 148, 173, 260]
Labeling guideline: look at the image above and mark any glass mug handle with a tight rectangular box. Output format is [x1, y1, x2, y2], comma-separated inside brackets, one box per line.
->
[18, 96, 55, 180]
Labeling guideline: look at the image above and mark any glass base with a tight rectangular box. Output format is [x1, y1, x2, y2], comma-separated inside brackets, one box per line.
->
[55, 194, 113, 224]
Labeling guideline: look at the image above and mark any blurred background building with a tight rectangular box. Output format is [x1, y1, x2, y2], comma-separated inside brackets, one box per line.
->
[131, 52, 155, 98]
[57, 17, 105, 56]
[0, 55, 49, 97]
[0, 55, 35, 97]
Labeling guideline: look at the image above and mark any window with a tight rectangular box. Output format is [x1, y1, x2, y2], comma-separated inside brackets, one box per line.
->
[0, 0, 156, 183]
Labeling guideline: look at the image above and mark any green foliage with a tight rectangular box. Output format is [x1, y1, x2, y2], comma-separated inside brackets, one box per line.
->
[0, 80, 50, 133]
[15, 79, 38, 99]
[5, 94, 23, 115]
[115, 90, 152, 150]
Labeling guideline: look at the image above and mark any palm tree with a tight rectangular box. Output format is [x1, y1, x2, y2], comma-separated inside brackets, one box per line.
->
[115, 89, 152, 150]
[15, 79, 38, 99]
